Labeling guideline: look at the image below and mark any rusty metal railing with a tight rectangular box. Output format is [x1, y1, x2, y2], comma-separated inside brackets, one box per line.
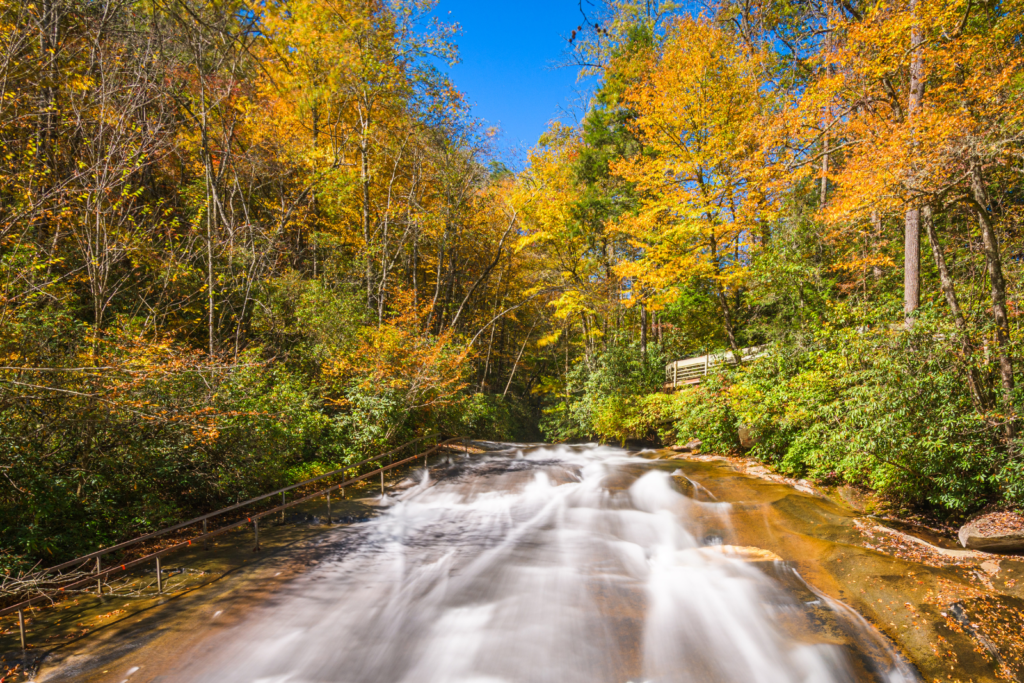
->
[1, 434, 470, 650]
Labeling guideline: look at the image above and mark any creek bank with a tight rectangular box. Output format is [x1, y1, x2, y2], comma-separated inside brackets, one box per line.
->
[657, 443, 1024, 558]
[649, 446, 1024, 682]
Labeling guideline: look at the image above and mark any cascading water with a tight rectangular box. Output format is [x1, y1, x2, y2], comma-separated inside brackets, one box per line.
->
[177, 444, 919, 683]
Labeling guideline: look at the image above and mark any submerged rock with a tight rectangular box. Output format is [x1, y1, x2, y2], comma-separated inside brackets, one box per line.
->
[706, 545, 783, 562]
[959, 512, 1024, 553]
[670, 439, 702, 453]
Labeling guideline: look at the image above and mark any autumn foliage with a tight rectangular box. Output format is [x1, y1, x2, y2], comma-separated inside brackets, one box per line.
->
[3, 0, 1024, 566]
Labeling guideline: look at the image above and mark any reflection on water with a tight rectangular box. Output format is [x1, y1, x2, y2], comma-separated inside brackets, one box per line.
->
[179, 444, 919, 683]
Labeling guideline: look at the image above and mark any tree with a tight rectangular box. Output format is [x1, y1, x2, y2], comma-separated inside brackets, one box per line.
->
[612, 17, 788, 358]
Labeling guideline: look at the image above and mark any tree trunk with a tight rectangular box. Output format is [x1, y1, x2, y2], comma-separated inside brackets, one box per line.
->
[969, 162, 1015, 430]
[360, 126, 372, 313]
[717, 286, 742, 362]
[710, 230, 741, 362]
[412, 235, 419, 310]
[871, 211, 884, 280]
[923, 206, 987, 410]
[820, 133, 829, 207]
[904, 6, 925, 319]
[640, 303, 648, 365]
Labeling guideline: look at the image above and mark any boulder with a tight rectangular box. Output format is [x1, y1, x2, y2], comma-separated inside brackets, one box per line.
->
[958, 512, 1024, 554]
[738, 425, 757, 450]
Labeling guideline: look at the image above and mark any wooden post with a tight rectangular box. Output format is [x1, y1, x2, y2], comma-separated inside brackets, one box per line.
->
[18, 609, 26, 650]
[156, 556, 162, 594]
[380, 468, 385, 497]
[254, 518, 260, 552]
[281, 492, 286, 523]
[326, 491, 331, 524]
[96, 556, 102, 595]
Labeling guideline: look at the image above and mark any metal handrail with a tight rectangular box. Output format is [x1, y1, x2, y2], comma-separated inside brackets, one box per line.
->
[34, 433, 442, 577]
[0, 434, 467, 626]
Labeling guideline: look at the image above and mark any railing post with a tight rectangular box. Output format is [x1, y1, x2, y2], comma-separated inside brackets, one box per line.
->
[202, 518, 208, 550]
[96, 556, 102, 595]
[380, 467, 385, 497]
[18, 609, 26, 651]
[281, 492, 286, 524]
[326, 491, 331, 524]
[156, 556, 162, 594]
[253, 518, 261, 552]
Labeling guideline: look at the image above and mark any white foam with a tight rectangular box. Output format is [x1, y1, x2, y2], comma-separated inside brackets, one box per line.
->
[175, 443, 915, 683]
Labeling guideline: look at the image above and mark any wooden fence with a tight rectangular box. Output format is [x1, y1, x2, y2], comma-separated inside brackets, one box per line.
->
[665, 346, 769, 389]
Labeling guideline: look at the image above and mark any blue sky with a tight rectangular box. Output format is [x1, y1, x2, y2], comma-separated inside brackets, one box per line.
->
[432, 1, 592, 157]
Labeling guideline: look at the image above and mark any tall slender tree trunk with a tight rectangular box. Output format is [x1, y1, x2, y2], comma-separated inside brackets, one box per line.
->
[871, 211, 884, 280]
[904, 5, 925, 319]
[207, 183, 216, 357]
[412, 235, 419, 309]
[359, 120, 372, 313]
[923, 206, 987, 410]
[503, 322, 537, 398]
[820, 133, 829, 207]
[35, 0, 61, 254]
[717, 288, 741, 362]
[199, 117, 216, 357]
[640, 302, 648, 365]
[710, 231, 741, 361]
[969, 163, 1015, 431]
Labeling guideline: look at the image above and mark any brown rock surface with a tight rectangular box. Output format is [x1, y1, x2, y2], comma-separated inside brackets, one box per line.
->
[959, 512, 1024, 554]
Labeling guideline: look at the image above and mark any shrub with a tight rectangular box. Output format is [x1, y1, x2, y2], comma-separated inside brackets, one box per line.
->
[729, 306, 1006, 513]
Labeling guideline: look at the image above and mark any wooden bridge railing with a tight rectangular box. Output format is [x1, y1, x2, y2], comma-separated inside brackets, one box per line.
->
[665, 345, 769, 389]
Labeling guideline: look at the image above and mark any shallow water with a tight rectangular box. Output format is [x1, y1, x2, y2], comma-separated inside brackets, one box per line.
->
[174, 444, 918, 683]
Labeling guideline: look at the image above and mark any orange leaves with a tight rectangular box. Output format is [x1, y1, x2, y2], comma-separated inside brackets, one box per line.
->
[320, 311, 470, 414]
[812, 0, 1024, 228]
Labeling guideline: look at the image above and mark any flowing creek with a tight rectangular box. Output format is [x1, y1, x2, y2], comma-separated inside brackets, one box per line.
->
[27, 444, 1024, 683]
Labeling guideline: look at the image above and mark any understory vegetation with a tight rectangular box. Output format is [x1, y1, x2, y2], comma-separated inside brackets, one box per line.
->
[3, 0, 1023, 571]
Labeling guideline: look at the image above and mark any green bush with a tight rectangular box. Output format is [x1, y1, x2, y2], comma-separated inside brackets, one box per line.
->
[666, 375, 742, 453]
[542, 336, 665, 442]
[729, 305, 1008, 513]
[458, 393, 542, 442]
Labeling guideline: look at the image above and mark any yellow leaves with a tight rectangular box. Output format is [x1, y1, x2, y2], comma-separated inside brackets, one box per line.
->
[550, 289, 594, 321]
[536, 329, 563, 349]
[611, 17, 783, 303]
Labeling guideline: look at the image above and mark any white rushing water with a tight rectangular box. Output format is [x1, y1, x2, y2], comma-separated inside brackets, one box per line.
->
[178, 444, 918, 683]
